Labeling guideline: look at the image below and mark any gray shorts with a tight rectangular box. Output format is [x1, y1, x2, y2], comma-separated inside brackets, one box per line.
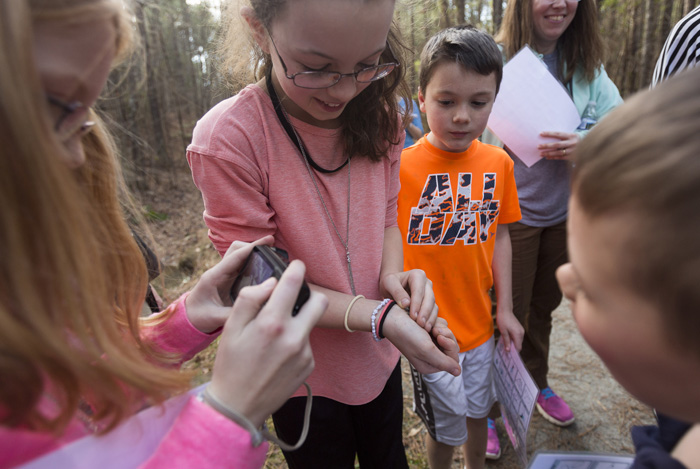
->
[412, 335, 496, 446]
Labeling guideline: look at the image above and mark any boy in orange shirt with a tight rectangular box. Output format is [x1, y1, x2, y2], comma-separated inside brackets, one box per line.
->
[397, 26, 524, 469]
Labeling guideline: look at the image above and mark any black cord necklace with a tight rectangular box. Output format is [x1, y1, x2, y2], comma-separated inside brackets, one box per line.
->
[266, 69, 349, 174]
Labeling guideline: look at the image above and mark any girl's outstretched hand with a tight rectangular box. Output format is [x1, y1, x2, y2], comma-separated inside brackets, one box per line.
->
[381, 269, 439, 333]
[185, 236, 275, 334]
[382, 306, 461, 377]
[207, 260, 328, 428]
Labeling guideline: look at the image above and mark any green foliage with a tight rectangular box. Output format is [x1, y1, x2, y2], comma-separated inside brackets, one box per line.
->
[143, 205, 169, 221]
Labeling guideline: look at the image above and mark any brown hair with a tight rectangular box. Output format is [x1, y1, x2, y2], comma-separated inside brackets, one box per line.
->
[572, 68, 700, 357]
[419, 25, 503, 96]
[218, 0, 412, 162]
[495, 0, 605, 83]
[0, 0, 190, 434]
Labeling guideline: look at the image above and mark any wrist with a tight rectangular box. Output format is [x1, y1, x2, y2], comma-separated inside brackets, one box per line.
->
[496, 307, 515, 319]
[200, 385, 266, 445]
[378, 303, 407, 342]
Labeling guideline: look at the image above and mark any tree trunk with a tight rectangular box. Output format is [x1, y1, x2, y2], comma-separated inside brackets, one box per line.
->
[138, 4, 170, 165]
[472, 0, 484, 26]
[628, 0, 645, 93]
[439, 0, 452, 28]
[410, 2, 418, 93]
[179, 0, 203, 115]
[658, 0, 676, 53]
[493, 0, 503, 34]
[456, 0, 465, 24]
[638, 0, 657, 89]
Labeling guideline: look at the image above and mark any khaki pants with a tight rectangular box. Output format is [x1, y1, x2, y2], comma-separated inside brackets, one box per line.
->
[509, 221, 568, 389]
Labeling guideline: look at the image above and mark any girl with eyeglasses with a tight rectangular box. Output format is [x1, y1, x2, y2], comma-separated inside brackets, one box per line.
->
[482, 0, 623, 456]
[0, 0, 329, 467]
[187, 0, 461, 467]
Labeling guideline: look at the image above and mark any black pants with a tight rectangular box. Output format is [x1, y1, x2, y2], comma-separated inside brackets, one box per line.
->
[272, 360, 409, 469]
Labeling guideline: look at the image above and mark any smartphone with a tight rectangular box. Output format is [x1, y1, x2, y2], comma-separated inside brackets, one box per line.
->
[230, 245, 310, 316]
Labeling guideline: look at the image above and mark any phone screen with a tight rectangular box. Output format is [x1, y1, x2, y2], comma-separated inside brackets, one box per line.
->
[248, 253, 275, 285]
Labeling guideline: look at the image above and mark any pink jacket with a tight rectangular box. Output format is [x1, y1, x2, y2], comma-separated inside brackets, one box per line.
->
[0, 294, 268, 468]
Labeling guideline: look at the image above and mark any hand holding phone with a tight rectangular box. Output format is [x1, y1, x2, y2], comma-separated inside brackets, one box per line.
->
[230, 245, 310, 316]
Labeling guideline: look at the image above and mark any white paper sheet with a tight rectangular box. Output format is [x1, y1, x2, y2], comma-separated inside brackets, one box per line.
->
[486, 46, 581, 167]
[493, 339, 539, 467]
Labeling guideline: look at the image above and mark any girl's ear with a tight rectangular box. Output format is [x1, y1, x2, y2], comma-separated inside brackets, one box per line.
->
[240, 6, 269, 54]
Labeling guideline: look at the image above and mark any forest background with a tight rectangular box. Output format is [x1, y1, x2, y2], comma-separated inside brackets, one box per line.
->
[101, 0, 696, 467]
[104, 0, 696, 192]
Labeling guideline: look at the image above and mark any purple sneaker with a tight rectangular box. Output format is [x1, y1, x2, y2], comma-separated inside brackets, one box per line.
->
[486, 418, 501, 460]
[536, 387, 575, 426]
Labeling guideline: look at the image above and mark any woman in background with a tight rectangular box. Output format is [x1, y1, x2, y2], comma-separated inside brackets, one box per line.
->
[486, 0, 623, 456]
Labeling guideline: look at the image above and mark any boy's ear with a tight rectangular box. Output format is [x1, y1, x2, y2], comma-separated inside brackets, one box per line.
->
[240, 6, 270, 54]
[418, 88, 427, 113]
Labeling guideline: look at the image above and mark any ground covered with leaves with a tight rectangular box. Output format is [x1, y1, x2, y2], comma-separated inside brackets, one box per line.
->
[142, 166, 655, 468]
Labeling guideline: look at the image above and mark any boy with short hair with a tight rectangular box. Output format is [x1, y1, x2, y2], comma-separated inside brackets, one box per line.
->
[397, 25, 524, 469]
[557, 68, 700, 468]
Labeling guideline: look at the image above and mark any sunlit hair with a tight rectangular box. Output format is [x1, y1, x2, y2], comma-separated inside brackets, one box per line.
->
[495, 0, 605, 83]
[572, 68, 700, 358]
[419, 25, 503, 96]
[218, 0, 412, 162]
[0, 0, 190, 434]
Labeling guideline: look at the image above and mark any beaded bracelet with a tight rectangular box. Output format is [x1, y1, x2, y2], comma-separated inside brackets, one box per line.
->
[344, 295, 364, 333]
[377, 300, 397, 339]
[371, 299, 390, 341]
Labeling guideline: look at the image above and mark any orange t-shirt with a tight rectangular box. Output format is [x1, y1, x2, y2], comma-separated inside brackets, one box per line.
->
[398, 137, 521, 352]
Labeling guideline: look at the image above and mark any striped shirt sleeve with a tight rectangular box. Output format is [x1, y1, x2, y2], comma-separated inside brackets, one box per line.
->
[651, 5, 700, 88]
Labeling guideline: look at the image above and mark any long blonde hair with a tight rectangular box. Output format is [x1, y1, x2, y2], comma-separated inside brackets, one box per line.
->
[0, 0, 190, 434]
[495, 0, 605, 83]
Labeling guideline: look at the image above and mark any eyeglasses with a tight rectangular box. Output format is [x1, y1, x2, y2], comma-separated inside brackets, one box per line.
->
[47, 95, 96, 140]
[268, 34, 399, 89]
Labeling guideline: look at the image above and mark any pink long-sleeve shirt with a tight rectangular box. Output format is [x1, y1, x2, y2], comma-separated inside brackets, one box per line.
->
[187, 84, 402, 405]
[0, 294, 268, 469]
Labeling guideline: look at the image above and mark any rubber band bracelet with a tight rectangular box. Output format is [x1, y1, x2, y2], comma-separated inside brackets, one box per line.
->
[371, 299, 390, 341]
[202, 382, 313, 451]
[344, 295, 364, 333]
[377, 300, 396, 339]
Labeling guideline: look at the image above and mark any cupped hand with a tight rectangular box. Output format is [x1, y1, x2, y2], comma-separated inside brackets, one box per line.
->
[429, 317, 460, 366]
[538, 131, 581, 160]
[185, 235, 274, 334]
[381, 269, 438, 332]
[207, 260, 328, 428]
[496, 310, 524, 353]
[382, 306, 461, 377]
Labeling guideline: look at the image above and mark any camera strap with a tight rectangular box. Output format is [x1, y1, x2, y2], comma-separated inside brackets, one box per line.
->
[265, 69, 349, 174]
[203, 382, 313, 451]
